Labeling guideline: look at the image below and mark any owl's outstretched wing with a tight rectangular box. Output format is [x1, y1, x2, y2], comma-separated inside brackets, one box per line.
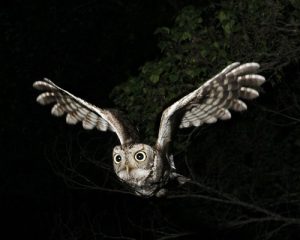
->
[156, 62, 265, 153]
[33, 79, 139, 145]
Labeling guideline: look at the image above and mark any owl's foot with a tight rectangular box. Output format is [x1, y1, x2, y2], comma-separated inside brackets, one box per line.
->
[155, 188, 167, 197]
[170, 172, 190, 185]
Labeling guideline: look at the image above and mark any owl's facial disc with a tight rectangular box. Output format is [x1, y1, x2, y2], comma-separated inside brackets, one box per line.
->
[112, 144, 154, 181]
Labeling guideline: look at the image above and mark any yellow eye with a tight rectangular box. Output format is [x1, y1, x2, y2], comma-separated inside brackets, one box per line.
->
[114, 154, 122, 164]
[134, 151, 147, 161]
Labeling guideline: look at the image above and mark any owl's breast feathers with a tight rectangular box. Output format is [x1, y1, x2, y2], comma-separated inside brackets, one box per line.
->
[118, 148, 170, 197]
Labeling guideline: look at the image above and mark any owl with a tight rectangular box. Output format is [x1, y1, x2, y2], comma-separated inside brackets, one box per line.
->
[33, 62, 265, 197]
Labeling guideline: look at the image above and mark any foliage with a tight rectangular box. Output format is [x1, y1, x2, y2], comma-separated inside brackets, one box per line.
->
[111, 1, 300, 144]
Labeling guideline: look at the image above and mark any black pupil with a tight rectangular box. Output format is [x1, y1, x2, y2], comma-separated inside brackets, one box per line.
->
[136, 153, 144, 160]
[116, 155, 122, 162]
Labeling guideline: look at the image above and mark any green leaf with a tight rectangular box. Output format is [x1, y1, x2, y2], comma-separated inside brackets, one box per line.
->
[200, 49, 207, 57]
[224, 22, 232, 35]
[180, 31, 192, 41]
[169, 74, 179, 82]
[154, 27, 170, 35]
[213, 41, 220, 49]
[218, 10, 228, 22]
[150, 74, 160, 83]
[185, 69, 195, 77]
[158, 41, 169, 51]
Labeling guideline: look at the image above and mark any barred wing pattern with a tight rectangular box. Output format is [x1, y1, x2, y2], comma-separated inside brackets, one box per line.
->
[33, 79, 139, 145]
[156, 62, 265, 152]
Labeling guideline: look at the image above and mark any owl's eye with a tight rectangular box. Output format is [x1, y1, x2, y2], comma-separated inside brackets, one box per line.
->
[114, 154, 122, 164]
[134, 151, 147, 161]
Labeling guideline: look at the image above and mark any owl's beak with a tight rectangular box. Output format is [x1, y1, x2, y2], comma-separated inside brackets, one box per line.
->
[125, 163, 132, 174]
[125, 164, 130, 174]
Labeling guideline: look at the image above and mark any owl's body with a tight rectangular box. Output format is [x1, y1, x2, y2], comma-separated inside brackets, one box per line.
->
[33, 62, 265, 197]
[112, 143, 165, 196]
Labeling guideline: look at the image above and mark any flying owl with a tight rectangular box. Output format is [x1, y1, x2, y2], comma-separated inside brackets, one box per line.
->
[33, 62, 265, 197]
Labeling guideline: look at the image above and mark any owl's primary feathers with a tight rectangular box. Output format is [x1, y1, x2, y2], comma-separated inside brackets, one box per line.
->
[33, 62, 265, 197]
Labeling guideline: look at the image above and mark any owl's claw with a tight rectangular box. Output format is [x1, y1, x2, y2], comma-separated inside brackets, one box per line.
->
[170, 172, 190, 185]
[155, 188, 167, 197]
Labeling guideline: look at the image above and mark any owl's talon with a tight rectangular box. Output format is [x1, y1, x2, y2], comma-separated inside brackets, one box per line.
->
[155, 188, 167, 197]
[177, 176, 190, 185]
[170, 172, 190, 185]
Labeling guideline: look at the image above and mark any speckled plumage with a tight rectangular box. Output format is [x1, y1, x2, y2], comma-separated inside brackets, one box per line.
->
[33, 62, 265, 197]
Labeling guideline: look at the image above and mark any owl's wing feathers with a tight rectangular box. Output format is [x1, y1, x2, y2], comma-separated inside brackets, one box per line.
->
[33, 79, 139, 145]
[156, 62, 265, 152]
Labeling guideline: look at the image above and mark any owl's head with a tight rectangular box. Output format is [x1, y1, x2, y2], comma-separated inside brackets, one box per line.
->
[112, 144, 157, 184]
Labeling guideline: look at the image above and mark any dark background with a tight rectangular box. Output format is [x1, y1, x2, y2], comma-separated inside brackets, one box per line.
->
[2, 1, 300, 239]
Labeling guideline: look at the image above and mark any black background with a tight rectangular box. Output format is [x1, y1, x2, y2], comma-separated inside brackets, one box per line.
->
[2, 1, 300, 239]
